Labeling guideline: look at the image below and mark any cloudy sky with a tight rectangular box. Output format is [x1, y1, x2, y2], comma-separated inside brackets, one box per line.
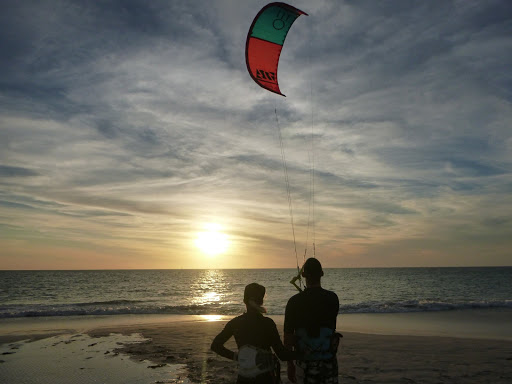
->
[1, 0, 511, 269]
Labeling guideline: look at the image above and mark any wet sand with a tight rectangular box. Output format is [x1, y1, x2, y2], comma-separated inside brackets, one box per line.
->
[1, 314, 512, 383]
[86, 319, 512, 383]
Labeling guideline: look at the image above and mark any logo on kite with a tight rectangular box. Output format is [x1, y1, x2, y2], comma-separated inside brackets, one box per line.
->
[256, 70, 276, 82]
[245, 2, 308, 96]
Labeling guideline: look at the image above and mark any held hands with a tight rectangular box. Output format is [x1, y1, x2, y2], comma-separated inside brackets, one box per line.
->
[287, 361, 297, 383]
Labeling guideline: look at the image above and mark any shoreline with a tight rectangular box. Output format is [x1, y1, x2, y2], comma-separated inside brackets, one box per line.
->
[2, 310, 512, 383]
[1, 308, 511, 343]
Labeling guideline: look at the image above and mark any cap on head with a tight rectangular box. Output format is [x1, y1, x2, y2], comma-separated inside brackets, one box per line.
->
[302, 257, 323, 279]
[243, 283, 265, 305]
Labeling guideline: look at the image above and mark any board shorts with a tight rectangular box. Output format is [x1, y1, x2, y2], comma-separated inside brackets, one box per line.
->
[295, 358, 338, 384]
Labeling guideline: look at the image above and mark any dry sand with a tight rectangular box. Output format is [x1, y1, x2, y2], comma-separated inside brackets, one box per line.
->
[84, 319, 512, 384]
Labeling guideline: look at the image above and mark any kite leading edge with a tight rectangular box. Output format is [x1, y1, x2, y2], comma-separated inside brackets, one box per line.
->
[245, 2, 308, 96]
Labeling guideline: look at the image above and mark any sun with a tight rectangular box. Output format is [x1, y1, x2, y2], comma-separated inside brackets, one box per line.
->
[194, 223, 229, 256]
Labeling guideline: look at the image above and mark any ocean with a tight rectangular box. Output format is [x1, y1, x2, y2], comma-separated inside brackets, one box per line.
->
[1, 267, 511, 319]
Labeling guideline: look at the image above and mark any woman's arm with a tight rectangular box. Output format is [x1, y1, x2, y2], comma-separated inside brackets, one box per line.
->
[269, 321, 298, 361]
[211, 322, 237, 361]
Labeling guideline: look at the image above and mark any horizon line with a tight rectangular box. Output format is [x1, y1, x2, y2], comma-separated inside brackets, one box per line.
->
[1, 265, 511, 272]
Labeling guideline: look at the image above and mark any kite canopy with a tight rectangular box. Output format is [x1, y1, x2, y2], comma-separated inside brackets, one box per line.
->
[245, 2, 308, 96]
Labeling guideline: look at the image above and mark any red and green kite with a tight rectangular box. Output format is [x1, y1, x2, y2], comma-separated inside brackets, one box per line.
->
[245, 2, 308, 96]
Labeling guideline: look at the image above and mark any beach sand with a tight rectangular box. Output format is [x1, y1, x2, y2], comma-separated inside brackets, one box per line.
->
[1, 315, 512, 383]
[87, 320, 512, 384]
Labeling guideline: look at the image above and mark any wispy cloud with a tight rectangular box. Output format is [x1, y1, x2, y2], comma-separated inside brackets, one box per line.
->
[1, 0, 511, 268]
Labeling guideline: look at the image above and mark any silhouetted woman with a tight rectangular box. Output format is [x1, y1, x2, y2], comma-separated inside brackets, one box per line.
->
[211, 283, 297, 383]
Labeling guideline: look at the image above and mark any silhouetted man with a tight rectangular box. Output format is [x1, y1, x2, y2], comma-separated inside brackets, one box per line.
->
[284, 258, 340, 384]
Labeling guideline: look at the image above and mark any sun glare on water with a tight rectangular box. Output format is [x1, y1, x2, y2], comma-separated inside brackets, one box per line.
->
[194, 223, 229, 256]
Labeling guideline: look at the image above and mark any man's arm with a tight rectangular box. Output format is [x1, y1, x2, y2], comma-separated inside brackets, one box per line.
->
[269, 320, 297, 361]
[284, 331, 297, 383]
[284, 298, 298, 383]
[283, 296, 296, 339]
[283, 331, 295, 350]
[332, 292, 340, 329]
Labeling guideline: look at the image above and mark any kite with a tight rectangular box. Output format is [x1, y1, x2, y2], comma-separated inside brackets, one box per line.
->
[245, 2, 308, 96]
